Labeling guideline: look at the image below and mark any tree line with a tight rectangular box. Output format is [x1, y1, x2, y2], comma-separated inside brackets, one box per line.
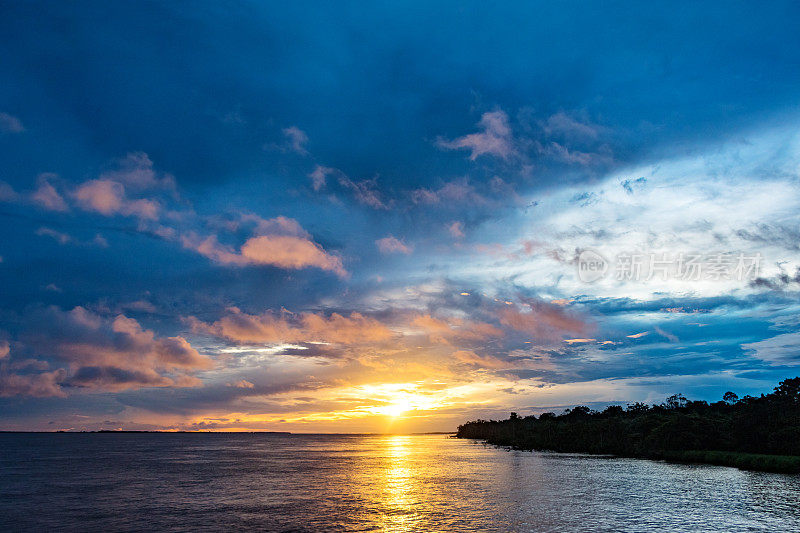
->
[456, 377, 800, 472]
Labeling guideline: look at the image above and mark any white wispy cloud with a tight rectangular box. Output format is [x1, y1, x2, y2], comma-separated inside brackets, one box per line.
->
[443, 123, 800, 300]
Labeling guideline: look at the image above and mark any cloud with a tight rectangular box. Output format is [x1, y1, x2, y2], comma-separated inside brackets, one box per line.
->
[307, 166, 390, 209]
[308, 165, 335, 191]
[655, 326, 679, 343]
[411, 314, 503, 344]
[229, 379, 255, 389]
[452, 349, 508, 369]
[189, 308, 394, 345]
[447, 221, 465, 239]
[241, 235, 347, 275]
[742, 332, 800, 366]
[541, 112, 600, 140]
[410, 179, 488, 206]
[564, 338, 596, 344]
[0, 306, 212, 397]
[100, 152, 176, 191]
[376, 236, 413, 255]
[118, 300, 157, 313]
[47, 156, 346, 279]
[74, 179, 159, 220]
[2, 154, 171, 222]
[750, 267, 800, 291]
[36, 227, 72, 245]
[338, 175, 388, 209]
[626, 331, 650, 339]
[437, 110, 516, 160]
[240, 214, 309, 237]
[179, 233, 243, 264]
[282, 126, 309, 155]
[540, 141, 609, 166]
[68, 366, 202, 391]
[35, 227, 109, 249]
[0, 181, 19, 202]
[181, 224, 347, 277]
[31, 175, 68, 212]
[24, 308, 212, 375]
[460, 132, 800, 302]
[621, 177, 647, 194]
[0, 370, 66, 398]
[498, 300, 589, 342]
[69, 153, 178, 221]
[515, 108, 613, 168]
[447, 221, 466, 239]
[0, 112, 24, 133]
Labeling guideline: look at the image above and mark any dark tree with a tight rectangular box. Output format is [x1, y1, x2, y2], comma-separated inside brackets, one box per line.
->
[774, 377, 800, 403]
[723, 391, 738, 405]
[665, 394, 687, 409]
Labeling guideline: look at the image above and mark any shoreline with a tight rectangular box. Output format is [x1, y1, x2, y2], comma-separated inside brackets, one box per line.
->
[460, 436, 800, 475]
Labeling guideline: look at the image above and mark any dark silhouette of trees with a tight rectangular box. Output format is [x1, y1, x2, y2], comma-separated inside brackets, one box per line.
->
[665, 393, 688, 410]
[774, 377, 800, 402]
[723, 391, 738, 405]
[456, 377, 800, 473]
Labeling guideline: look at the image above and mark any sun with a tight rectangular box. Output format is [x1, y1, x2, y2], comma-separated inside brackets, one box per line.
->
[382, 398, 413, 418]
[354, 382, 449, 419]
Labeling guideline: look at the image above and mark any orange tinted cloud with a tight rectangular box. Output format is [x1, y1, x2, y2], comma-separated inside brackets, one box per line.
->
[189, 308, 394, 345]
[241, 235, 346, 276]
[74, 179, 159, 220]
[229, 379, 255, 389]
[0, 369, 67, 398]
[181, 216, 347, 277]
[451, 350, 508, 369]
[447, 221, 465, 239]
[498, 300, 589, 342]
[436, 110, 516, 160]
[0, 306, 212, 397]
[412, 314, 503, 343]
[376, 236, 413, 254]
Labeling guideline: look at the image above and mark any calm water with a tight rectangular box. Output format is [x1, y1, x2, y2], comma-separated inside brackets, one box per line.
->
[1, 433, 799, 532]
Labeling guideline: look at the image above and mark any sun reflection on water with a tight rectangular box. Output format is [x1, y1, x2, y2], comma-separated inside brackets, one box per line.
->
[380, 435, 419, 531]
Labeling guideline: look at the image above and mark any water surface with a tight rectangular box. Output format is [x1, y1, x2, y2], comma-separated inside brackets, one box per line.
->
[1, 433, 799, 531]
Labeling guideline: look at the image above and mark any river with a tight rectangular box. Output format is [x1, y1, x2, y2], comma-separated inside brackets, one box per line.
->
[1, 433, 799, 531]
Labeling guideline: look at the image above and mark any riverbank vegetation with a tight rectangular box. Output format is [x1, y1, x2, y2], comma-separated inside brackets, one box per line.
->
[456, 377, 800, 474]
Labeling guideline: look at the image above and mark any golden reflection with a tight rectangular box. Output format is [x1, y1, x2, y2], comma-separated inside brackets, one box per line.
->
[380, 435, 419, 531]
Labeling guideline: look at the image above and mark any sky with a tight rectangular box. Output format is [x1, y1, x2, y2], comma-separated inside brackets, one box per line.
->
[2, 1, 800, 432]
